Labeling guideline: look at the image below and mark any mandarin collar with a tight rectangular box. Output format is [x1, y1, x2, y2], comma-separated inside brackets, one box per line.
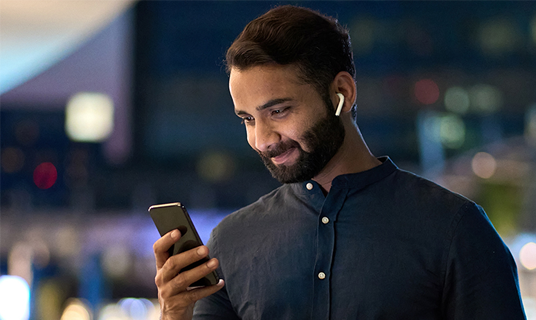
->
[292, 156, 398, 195]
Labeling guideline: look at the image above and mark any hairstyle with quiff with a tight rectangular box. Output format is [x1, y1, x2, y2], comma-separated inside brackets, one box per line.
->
[225, 5, 357, 118]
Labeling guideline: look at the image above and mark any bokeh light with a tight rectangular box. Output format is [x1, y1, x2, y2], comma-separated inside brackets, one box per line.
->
[469, 84, 503, 113]
[65, 92, 114, 142]
[0, 275, 30, 320]
[414, 79, 440, 105]
[423, 114, 442, 143]
[196, 151, 236, 183]
[36, 280, 64, 320]
[98, 304, 126, 320]
[444, 86, 470, 114]
[98, 299, 160, 320]
[60, 299, 92, 320]
[350, 18, 376, 55]
[478, 18, 521, 56]
[471, 152, 497, 179]
[439, 114, 465, 149]
[8, 242, 33, 286]
[119, 298, 151, 320]
[55, 226, 80, 257]
[520, 242, 536, 270]
[33, 162, 58, 189]
[1, 147, 25, 173]
[102, 244, 131, 279]
[421, 113, 465, 149]
[524, 297, 536, 320]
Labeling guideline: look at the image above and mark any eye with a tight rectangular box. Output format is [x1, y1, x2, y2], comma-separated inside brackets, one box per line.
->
[240, 116, 254, 125]
[271, 107, 290, 118]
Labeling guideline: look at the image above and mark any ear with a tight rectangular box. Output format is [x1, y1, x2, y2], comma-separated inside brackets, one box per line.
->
[331, 71, 357, 115]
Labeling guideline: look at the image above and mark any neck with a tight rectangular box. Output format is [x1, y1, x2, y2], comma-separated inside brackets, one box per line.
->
[313, 118, 381, 193]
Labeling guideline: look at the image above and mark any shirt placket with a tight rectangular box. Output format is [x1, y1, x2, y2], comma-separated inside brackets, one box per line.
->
[310, 181, 348, 320]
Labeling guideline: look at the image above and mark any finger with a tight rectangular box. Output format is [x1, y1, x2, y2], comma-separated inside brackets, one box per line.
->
[174, 257, 219, 289]
[161, 246, 211, 283]
[161, 280, 225, 313]
[153, 229, 181, 269]
[184, 279, 225, 302]
[159, 256, 219, 296]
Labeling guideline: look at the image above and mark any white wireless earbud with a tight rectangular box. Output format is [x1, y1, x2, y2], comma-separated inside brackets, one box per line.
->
[335, 93, 344, 116]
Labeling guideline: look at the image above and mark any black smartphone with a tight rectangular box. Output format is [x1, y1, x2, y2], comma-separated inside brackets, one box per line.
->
[148, 202, 219, 287]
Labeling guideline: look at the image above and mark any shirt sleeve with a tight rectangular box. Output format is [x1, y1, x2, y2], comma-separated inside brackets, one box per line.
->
[441, 202, 526, 319]
[193, 285, 240, 320]
[193, 226, 241, 320]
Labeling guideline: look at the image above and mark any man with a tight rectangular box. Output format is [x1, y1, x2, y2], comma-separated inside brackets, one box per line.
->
[153, 5, 526, 319]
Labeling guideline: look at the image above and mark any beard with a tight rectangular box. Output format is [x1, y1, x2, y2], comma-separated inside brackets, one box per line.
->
[257, 101, 346, 184]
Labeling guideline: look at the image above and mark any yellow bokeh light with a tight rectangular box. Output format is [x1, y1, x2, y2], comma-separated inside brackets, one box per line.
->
[196, 151, 236, 183]
[471, 152, 497, 179]
[61, 299, 91, 320]
[478, 18, 520, 56]
[520, 242, 536, 270]
[65, 92, 114, 142]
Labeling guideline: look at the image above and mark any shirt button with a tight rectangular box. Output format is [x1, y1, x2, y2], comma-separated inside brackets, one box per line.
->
[321, 217, 329, 224]
[306, 183, 313, 190]
[318, 272, 326, 280]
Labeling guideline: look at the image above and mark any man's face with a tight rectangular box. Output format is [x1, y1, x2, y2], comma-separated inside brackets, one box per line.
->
[229, 65, 345, 183]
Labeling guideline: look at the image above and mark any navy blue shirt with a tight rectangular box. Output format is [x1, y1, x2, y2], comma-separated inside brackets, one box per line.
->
[194, 158, 526, 319]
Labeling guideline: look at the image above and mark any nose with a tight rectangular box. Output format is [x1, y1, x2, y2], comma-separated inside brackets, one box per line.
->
[251, 119, 280, 153]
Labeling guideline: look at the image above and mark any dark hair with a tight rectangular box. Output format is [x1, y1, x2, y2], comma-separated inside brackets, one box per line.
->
[226, 5, 356, 117]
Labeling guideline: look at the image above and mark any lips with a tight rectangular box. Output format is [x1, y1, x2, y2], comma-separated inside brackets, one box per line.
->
[271, 147, 298, 165]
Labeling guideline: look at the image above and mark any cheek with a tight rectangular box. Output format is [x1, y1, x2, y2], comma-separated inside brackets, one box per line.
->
[286, 123, 304, 140]
[293, 123, 314, 152]
[245, 127, 257, 150]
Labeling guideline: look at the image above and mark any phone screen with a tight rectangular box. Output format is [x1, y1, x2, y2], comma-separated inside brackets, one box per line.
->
[149, 202, 219, 287]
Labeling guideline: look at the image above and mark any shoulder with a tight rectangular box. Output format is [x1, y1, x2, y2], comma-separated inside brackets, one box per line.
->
[370, 167, 485, 236]
[391, 170, 501, 248]
[210, 183, 294, 240]
[391, 168, 474, 213]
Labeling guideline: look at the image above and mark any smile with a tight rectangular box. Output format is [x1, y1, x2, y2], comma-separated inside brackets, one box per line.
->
[271, 147, 299, 166]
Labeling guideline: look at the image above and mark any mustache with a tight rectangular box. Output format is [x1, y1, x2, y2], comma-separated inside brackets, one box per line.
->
[259, 140, 301, 158]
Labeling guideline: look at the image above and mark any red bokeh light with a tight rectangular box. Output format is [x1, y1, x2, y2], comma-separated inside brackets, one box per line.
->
[414, 79, 440, 105]
[33, 162, 58, 189]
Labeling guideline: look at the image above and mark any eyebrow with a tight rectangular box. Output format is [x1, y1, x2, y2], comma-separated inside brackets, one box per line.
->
[235, 98, 293, 116]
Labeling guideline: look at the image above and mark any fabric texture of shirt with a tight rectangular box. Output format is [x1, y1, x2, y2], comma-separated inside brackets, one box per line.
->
[194, 157, 526, 319]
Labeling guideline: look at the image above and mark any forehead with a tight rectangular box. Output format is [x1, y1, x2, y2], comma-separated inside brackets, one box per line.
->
[229, 65, 308, 106]
[230, 64, 302, 87]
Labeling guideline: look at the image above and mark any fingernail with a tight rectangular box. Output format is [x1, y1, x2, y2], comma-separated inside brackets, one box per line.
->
[171, 230, 179, 239]
[207, 258, 217, 268]
[197, 246, 207, 256]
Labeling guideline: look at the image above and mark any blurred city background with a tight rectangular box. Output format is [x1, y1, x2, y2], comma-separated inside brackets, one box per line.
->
[1, 1, 536, 319]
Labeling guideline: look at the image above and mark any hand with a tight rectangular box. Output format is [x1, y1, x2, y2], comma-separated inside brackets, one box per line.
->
[153, 229, 225, 320]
